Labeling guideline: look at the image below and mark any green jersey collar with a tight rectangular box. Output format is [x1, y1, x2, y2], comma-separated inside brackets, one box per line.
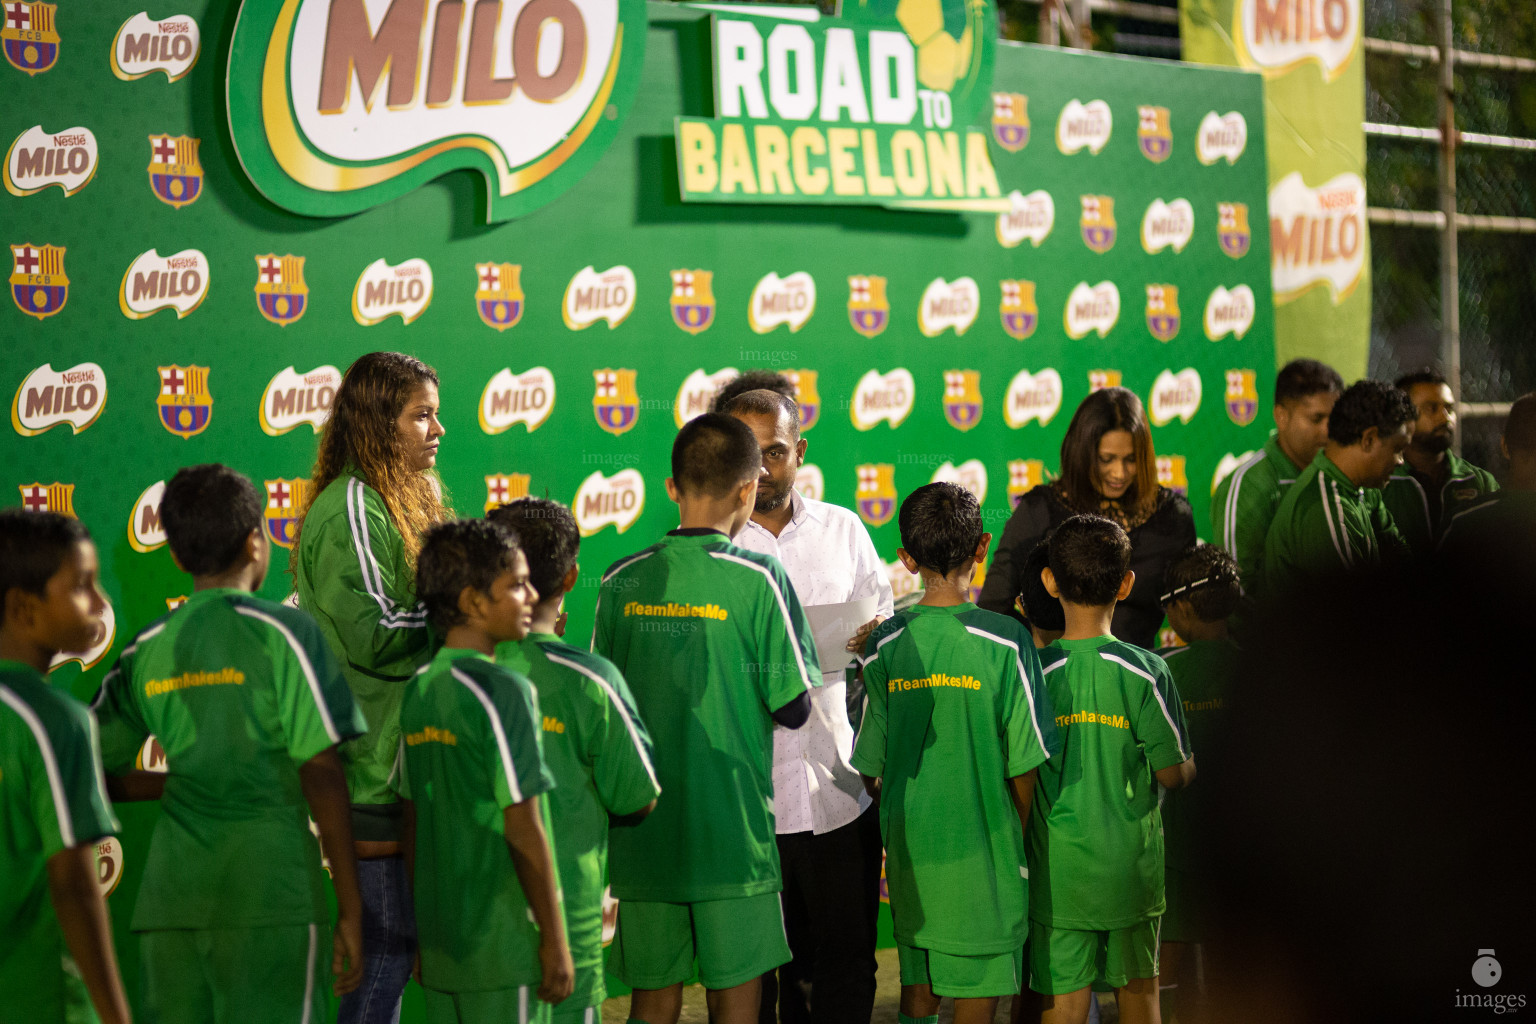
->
[1264, 434, 1305, 476]
[1052, 635, 1116, 651]
[1313, 451, 1361, 492]
[907, 602, 977, 615]
[525, 632, 561, 644]
[430, 646, 492, 669]
[0, 658, 40, 676]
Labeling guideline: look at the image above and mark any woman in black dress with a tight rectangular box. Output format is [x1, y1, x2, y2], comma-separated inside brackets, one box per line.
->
[978, 387, 1196, 649]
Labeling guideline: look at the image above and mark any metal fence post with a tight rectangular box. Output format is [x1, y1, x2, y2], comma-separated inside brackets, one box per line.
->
[1438, 0, 1462, 451]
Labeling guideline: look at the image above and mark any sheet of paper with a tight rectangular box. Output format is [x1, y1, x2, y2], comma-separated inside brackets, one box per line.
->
[804, 595, 880, 674]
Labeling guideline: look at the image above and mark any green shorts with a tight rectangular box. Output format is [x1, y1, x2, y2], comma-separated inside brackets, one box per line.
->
[547, 962, 605, 1024]
[897, 941, 1023, 998]
[609, 893, 790, 991]
[424, 985, 551, 1024]
[1028, 918, 1161, 994]
[138, 924, 327, 1024]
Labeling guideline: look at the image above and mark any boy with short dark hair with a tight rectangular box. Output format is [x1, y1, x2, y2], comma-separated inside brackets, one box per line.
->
[92, 464, 368, 1023]
[0, 509, 131, 1024]
[1212, 358, 1343, 594]
[488, 498, 660, 1024]
[1029, 514, 1195, 1024]
[593, 413, 819, 1024]
[1017, 538, 1065, 648]
[401, 518, 573, 1023]
[1155, 543, 1242, 1024]
[852, 482, 1057, 1024]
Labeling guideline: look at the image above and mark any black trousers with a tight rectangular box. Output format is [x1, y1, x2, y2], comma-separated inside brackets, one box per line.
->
[759, 805, 883, 1024]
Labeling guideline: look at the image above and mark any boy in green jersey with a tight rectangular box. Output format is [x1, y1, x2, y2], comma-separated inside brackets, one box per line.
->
[0, 510, 131, 1024]
[592, 414, 819, 1024]
[1155, 544, 1242, 1024]
[91, 465, 368, 1024]
[1263, 380, 1416, 596]
[1028, 514, 1195, 1024]
[487, 498, 660, 1024]
[850, 483, 1058, 1024]
[1210, 359, 1342, 595]
[1017, 538, 1065, 648]
[401, 518, 573, 1023]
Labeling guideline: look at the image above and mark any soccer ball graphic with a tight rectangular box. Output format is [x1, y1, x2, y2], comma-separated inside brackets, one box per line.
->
[896, 0, 977, 91]
[1472, 949, 1501, 988]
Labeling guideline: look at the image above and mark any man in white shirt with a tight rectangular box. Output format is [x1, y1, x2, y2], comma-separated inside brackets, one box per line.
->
[722, 386, 893, 1024]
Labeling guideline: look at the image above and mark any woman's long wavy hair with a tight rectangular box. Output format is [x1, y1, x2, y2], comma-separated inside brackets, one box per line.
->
[291, 352, 453, 573]
[1057, 386, 1159, 519]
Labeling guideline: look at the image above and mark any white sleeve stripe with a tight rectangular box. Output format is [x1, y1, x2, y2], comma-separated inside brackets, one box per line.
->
[346, 481, 428, 627]
[857, 625, 906, 668]
[544, 652, 660, 791]
[1318, 475, 1352, 568]
[89, 621, 170, 711]
[235, 606, 342, 744]
[600, 550, 657, 584]
[851, 692, 872, 752]
[300, 923, 317, 1024]
[452, 668, 523, 803]
[1099, 652, 1188, 759]
[963, 626, 1049, 755]
[1041, 659, 1067, 675]
[708, 552, 815, 691]
[1223, 451, 1264, 554]
[0, 685, 77, 847]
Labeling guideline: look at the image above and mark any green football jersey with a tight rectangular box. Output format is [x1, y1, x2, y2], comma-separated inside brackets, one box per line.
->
[592, 531, 819, 903]
[1029, 636, 1191, 930]
[1441, 490, 1536, 556]
[0, 661, 120, 1024]
[1382, 453, 1499, 552]
[1155, 640, 1237, 875]
[400, 647, 557, 993]
[1211, 435, 1303, 596]
[92, 589, 366, 930]
[848, 604, 1057, 956]
[1264, 451, 1410, 595]
[295, 472, 435, 838]
[495, 633, 660, 980]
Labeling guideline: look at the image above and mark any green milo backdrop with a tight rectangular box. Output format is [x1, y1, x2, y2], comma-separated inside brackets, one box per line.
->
[4, 1, 1271, 1014]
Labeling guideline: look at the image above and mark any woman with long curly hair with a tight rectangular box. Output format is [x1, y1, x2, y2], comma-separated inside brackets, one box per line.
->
[292, 351, 451, 1024]
[978, 386, 1196, 649]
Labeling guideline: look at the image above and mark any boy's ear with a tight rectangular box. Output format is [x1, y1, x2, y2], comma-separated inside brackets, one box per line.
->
[737, 475, 757, 508]
[456, 584, 484, 626]
[1116, 569, 1136, 601]
[1502, 436, 1511, 460]
[1359, 425, 1381, 451]
[560, 562, 580, 596]
[1041, 566, 1061, 599]
[895, 547, 920, 575]
[973, 532, 993, 564]
[664, 477, 681, 505]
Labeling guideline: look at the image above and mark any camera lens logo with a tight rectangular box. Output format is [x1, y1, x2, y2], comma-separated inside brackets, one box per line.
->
[1472, 949, 1501, 988]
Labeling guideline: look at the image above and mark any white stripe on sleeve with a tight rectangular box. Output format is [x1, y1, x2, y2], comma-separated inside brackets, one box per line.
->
[235, 605, 342, 743]
[544, 651, 659, 791]
[452, 668, 523, 803]
[708, 551, 815, 691]
[1319, 475, 1353, 568]
[346, 479, 427, 628]
[964, 625, 1050, 755]
[1099, 652, 1189, 759]
[0, 685, 77, 847]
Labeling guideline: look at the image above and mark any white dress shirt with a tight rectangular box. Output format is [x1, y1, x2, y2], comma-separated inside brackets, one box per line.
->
[733, 491, 895, 835]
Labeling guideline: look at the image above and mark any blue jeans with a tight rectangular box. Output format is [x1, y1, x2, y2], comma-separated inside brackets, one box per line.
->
[337, 856, 417, 1024]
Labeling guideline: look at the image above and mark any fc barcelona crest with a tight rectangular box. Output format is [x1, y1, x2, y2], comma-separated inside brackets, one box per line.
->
[19, 481, 73, 516]
[1000, 280, 1037, 340]
[156, 364, 212, 439]
[1145, 284, 1181, 342]
[1007, 460, 1045, 509]
[1137, 106, 1172, 163]
[942, 370, 983, 432]
[1218, 202, 1251, 259]
[855, 464, 897, 528]
[992, 93, 1030, 152]
[476, 262, 524, 331]
[848, 275, 889, 338]
[9, 242, 66, 319]
[255, 254, 308, 326]
[1080, 196, 1116, 254]
[1156, 456, 1189, 496]
[1225, 369, 1259, 426]
[2, 2, 58, 75]
[670, 269, 715, 335]
[1088, 370, 1122, 392]
[147, 134, 202, 209]
[263, 478, 309, 549]
[592, 368, 639, 436]
[484, 473, 531, 514]
[785, 368, 820, 432]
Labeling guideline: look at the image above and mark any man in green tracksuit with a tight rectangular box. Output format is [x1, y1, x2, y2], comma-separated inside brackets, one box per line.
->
[1265, 380, 1417, 595]
[1211, 359, 1343, 595]
[1382, 371, 1498, 551]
